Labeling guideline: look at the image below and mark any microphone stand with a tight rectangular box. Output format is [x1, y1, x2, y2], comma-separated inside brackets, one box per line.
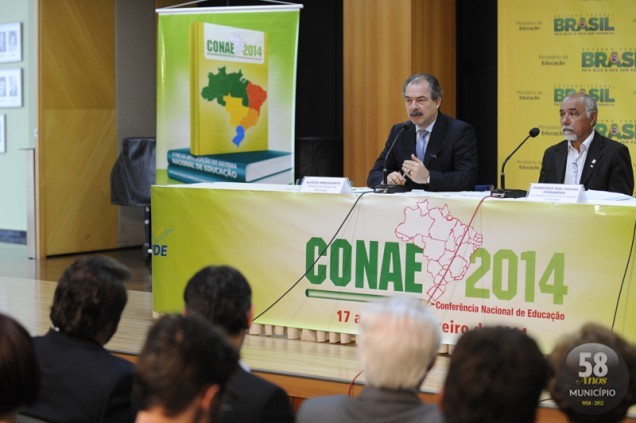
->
[374, 122, 413, 193]
[492, 128, 540, 198]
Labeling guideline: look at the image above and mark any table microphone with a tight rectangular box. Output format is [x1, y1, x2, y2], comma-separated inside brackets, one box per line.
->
[374, 121, 414, 193]
[492, 127, 540, 198]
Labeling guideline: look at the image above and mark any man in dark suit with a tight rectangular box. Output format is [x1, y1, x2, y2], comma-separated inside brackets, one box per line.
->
[539, 92, 634, 196]
[367, 73, 478, 192]
[183, 265, 295, 423]
[20, 256, 136, 423]
[297, 296, 443, 423]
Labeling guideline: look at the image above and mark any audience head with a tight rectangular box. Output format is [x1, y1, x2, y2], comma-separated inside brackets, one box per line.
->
[357, 295, 441, 391]
[183, 265, 252, 338]
[548, 323, 636, 423]
[0, 313, 40, 420]
[50, 255, 130, 345]
[134, 313, 238, 422]
[442, 326, 548, 423]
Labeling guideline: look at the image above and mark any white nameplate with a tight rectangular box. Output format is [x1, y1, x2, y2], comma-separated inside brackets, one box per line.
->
[527, 183, 586, 203]
[300, 177, 352, 194]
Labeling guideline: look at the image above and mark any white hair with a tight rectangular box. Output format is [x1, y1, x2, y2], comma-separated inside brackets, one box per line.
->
[565, 92, 598, 118]
[357, 295, 441, 390]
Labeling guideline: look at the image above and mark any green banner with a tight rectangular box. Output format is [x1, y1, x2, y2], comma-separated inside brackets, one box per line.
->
[156, 6, 301, 185]
[151, 184, 636, 352]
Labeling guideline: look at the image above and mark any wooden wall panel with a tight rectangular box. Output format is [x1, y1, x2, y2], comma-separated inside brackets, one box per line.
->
[412, 0, 456, 116]
[343, 0, 456, 187]
[42, 110, 118, 254]
[343, 0, 411, 187]
[38, 0, 118, 256]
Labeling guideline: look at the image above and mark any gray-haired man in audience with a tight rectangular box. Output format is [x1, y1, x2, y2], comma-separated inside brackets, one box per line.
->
[297, 295, 443, 423]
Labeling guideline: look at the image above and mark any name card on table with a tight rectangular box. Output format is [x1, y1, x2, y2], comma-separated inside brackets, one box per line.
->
[527, 183, 586, 203]
[300, 177, 352, 194]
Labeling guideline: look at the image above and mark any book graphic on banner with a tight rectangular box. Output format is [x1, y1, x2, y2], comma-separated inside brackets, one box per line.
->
[167, 164, 292, 185]
[167, 148, 291, 182]
[190, 22, 268, 155]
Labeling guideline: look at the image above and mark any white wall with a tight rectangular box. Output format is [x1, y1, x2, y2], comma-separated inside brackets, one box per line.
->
[0, 0, 37, 235]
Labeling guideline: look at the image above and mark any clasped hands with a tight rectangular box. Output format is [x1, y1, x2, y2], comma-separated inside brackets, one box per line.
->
[387, 154, 430, 185]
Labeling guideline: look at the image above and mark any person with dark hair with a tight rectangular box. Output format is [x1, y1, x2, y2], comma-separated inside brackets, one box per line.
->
[20, 255, 135, 423]
[367, 73, 478, 192]
[442, 326, 549, 423]
[183, 265, 295, 423]
[548, 323, 636, 423]
[0, 313, 39, 423]
[539, 92, 634, 196]
[133, 313, 238, 423]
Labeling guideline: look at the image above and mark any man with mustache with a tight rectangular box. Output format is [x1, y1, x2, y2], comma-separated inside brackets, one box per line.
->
[367, 73, 478, 192]
[539, 92, 634, 196]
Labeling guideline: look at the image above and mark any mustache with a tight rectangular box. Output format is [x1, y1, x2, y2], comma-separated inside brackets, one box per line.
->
[409, 110, 423, 117]
[562, 125, 575, 132]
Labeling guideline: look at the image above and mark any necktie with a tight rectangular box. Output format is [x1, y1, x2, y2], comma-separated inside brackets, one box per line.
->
[416, 129, 429, 161]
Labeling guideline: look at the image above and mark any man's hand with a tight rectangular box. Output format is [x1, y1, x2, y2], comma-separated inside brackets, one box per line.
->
[402, 154, 430, 184]
[387, 171, 406, 185]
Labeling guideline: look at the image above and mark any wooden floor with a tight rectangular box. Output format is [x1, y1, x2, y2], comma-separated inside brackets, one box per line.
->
[1, 242, 634, 422]
[0, 243, 152, 291]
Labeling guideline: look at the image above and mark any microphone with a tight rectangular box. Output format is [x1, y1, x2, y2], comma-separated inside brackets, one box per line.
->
[493, 127, 540, 198]
[374, 121, 414, 193]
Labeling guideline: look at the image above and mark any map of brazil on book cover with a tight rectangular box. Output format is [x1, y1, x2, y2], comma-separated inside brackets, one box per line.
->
[190, 22, 269, 156]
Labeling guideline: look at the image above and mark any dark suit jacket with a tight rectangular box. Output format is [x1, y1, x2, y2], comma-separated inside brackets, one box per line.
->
[367, 112, 478, 191]
[539, 131, 634, 196]
[297, 386, 443, 423]
[20, 330, 135, 423]
[219, 366, 295, 423]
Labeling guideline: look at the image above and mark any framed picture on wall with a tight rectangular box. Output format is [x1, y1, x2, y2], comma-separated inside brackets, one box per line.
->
[0, 22, 22, 63]
[0, 114, 5, 154]
[0, 68, 22, 108]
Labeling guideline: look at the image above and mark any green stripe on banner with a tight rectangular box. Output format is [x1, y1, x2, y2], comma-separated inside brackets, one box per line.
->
[305, 289, 387, 303]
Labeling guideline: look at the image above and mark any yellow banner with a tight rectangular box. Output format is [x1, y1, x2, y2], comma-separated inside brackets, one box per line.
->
[498, 0, 636, 193]
[151, 184, 636, 352]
